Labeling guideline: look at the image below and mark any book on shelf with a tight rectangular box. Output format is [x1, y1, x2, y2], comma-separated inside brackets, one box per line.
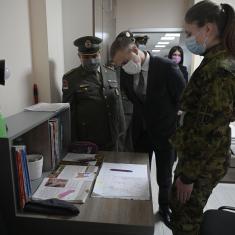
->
[13, 145, 32, 209]
[32, 165, 98, 204]
[49, 117, 62, 169]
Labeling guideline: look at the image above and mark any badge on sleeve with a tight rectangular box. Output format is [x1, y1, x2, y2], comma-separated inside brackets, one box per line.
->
[63, 80, 69, 90]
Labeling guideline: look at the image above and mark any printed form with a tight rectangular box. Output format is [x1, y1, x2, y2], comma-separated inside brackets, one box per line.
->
[92, 163, 150, 200]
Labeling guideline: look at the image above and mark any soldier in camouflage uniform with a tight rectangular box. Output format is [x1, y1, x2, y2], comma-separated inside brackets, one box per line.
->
[62, 36, 125, 151]
[170, 1, 235, 235]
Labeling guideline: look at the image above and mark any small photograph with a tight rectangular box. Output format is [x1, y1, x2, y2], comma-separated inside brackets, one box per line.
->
[45, 178, 67, 188]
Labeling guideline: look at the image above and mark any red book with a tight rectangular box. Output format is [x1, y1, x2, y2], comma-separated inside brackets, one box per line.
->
[15, 150, 26, 209]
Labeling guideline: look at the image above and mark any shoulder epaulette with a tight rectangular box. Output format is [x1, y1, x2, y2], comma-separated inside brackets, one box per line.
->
[63, 67, 78, 78]
[103, 64, 115, 72]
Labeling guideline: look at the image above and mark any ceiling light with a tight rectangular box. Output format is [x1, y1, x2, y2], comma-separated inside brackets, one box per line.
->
[155, 45, 166, 48]
[161, 36, 175, 40]
[152, 50, 160, 52]
[165, 33, 180, 37]
[157, 42, 170, 45]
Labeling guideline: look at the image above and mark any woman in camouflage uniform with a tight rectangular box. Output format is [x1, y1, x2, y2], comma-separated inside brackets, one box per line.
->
[170, 1, 235, 234]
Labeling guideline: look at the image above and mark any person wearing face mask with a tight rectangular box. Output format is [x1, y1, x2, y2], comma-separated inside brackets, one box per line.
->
[62, 36, 125, 151]
[168, 46, 188, 84]
[134, 34, 149, 51]
[110, 31, 185, 228]
[169, 1, 235, 235]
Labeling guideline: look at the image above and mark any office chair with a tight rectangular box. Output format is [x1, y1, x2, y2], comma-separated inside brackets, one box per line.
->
[200, 206, 235, 235]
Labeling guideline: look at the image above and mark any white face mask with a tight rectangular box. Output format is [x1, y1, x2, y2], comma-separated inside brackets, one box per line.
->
[122, 60, 141, 75]
[138, 44, 147, 51]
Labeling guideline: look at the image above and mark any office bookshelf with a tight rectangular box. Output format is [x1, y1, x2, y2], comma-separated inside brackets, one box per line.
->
[0, 107, 71, 234]
[0, 106, 154, 235]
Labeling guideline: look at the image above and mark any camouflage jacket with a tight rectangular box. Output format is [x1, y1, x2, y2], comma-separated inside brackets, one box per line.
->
[172, 44, 235, 183]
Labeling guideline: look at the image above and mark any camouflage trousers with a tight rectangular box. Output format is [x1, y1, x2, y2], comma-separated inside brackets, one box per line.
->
[170, 166, 227, 235]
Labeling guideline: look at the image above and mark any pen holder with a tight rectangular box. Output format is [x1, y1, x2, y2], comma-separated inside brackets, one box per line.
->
[27, 154, 43, 180]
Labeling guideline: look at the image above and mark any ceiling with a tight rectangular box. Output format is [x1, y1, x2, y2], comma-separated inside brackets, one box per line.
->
[133, 32, 183, 57]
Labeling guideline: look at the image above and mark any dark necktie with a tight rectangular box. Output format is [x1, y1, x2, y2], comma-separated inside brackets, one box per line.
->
[136, 71, 145, 102]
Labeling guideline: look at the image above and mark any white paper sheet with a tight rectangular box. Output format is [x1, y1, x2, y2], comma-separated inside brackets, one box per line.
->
[32, 165, 98, 203]
[57, 165, 98, 181]
[63, 153, 96, 162]
[24, 103, 69, 112]
[32, 177, 85, 201]
[92, 163, 150, 200]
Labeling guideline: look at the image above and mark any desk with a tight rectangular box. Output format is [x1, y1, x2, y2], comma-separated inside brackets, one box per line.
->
[15, 152, 154, 235]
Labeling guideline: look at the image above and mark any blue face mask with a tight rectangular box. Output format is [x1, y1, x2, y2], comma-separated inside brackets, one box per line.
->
[82, 58, 100, 72]
[138, 44, 147, 51]
[185, 33, 208, 55]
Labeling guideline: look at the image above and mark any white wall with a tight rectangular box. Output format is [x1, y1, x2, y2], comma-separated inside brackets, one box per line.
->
[29, 0, 51, 103]
[0, 0, 34, 117]
[46, 0, 65, 102]
[116, 0, 190, 33]
[29, 0, 66, 103]
[62, 0, 93, 72]
[95, 0, 117, 64]
[0, 0, 94, 116]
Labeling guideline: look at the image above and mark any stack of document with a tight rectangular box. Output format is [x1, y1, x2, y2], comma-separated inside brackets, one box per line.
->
[92, 163, 150, 200]
[32, 165, 98, 203]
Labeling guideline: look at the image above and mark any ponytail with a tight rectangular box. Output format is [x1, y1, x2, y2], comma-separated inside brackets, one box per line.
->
[221, 3, 235, 57]
[185, 1, 235, 56]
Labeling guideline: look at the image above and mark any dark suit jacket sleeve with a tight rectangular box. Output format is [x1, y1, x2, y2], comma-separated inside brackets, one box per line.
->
[180, 65, 189, 83]
[166, 62, 186, 110]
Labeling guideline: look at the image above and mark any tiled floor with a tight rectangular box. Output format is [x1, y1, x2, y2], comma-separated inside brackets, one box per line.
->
[150, 155, 235, 235]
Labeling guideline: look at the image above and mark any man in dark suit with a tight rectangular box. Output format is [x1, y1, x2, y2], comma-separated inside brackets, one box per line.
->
[110, 31, 186, 228]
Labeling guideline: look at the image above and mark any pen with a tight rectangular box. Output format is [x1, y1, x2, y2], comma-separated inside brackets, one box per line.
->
[110, 168, 133, 172]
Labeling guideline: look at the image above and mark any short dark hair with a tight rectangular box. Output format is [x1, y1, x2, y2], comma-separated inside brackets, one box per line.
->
[168, 46, 184, 65]
[185, 0, 235, 56]
[110, 31, 135, 59]
[134, 35, 149, 46]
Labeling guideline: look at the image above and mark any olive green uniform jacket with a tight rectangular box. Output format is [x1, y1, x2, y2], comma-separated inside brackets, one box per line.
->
[62, 65, 126, 151]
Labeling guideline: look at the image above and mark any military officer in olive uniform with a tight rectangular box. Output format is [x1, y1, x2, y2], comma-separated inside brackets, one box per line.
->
[62, 36, 125, 151]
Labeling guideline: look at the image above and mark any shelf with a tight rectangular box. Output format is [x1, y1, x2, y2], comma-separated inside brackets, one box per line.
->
[6, 111, 54, 140]
[5, 109, 69, 140]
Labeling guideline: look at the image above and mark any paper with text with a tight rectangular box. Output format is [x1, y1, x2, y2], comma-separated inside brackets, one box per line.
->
[92, 163, 150, 200]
